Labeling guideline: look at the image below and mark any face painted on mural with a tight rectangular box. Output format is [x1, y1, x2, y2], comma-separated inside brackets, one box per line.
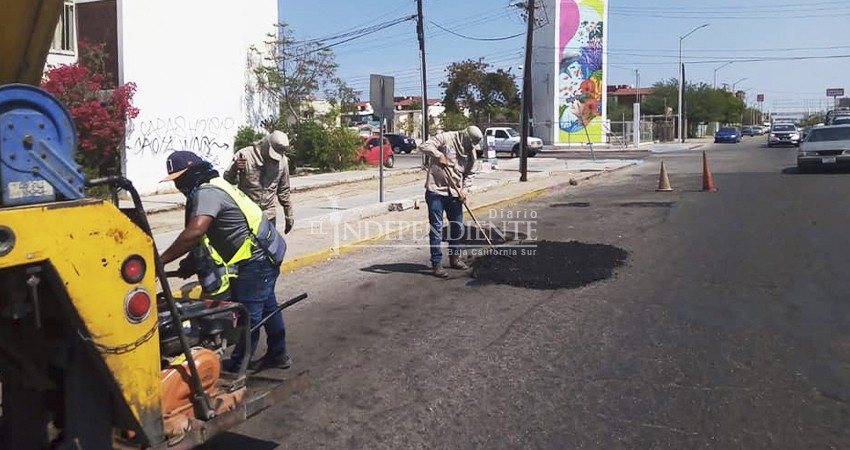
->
[559, 0, 605, 139]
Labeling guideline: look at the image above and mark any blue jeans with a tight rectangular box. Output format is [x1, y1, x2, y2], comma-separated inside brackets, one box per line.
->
[426, 190, 464, 265]
[227, 259, 286, 371]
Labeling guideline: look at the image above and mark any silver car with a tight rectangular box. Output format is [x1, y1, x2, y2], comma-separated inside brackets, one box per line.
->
[797, 125, 850, 172]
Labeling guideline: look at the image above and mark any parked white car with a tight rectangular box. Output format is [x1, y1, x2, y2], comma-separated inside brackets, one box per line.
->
[482, 127, 542, 158]
[797, 124, 850, 172]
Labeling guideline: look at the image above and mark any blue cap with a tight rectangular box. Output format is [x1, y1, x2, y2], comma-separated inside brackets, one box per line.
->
[162, 151, 205, 181]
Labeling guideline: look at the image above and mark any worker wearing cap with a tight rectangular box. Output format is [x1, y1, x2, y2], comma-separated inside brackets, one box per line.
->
[223, 130, 295, 234]
[159, 151, 291, 372]
[419, 126, 482, 278]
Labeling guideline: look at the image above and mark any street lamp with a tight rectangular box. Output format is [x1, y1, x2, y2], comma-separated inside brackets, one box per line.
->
[678, 23, 709, 142]
[713, 62, 733, 90]
[732, 78, 748, 92]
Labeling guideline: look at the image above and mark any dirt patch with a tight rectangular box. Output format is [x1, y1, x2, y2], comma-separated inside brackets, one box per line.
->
[470, 241, 629, 290]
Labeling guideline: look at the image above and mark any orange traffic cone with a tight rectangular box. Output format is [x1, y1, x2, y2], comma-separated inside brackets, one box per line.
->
[656, 161, 673, 192]
[702, 151, 717, 192]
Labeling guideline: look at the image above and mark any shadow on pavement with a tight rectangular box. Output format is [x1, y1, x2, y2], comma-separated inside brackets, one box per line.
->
[782, 166, 850, 175]
[360, 263, 432, 275]
[203, 433, 278, 449]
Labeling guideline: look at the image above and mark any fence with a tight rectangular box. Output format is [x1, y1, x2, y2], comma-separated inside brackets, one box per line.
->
[607, 120, 656, 146]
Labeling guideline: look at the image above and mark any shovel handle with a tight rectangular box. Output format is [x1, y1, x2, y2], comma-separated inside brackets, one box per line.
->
[442, 167, 497, 250]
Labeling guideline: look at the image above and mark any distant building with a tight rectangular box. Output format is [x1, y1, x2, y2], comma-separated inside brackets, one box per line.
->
[341, 97, 445, 141]
[607, 85, 655, 108]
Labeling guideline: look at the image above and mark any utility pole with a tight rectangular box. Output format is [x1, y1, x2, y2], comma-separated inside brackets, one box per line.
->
[678, 24, 709, 143]
[416, 0, 429, 167]
[519, 0, 535, 182]
[635, 69, 641, 105]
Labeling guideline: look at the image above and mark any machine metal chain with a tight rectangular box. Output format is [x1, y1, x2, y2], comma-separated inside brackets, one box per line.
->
[77, 320, 160, 355]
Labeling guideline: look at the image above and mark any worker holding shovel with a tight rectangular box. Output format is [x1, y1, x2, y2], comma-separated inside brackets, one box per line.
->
[419, 126, 483, 278]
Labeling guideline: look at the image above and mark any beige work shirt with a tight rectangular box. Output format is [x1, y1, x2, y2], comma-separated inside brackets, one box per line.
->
[223, 145, 293, 223]
[419, 131, 477, 197]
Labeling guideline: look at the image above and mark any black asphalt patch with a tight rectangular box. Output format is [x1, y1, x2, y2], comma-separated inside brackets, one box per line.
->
[550, 202, 591, 208]
[470, 241, 629, 290]
[617, 201, 674, 208]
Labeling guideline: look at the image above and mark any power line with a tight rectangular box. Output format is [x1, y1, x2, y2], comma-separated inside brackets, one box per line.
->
[428, 21, 524, 41]
[610, 10, 850, 20]
[608, 45, 850, 54]
[610, 1, 850, 12]
[293, 16, 416, 56]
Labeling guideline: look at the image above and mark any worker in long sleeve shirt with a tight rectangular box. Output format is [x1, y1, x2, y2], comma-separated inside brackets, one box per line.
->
[418, 126, 482, 278]
[223, 130, 295, 234]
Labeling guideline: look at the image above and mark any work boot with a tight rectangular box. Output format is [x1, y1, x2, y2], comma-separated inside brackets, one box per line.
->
[432, 264, 449, 278]
[249, 353, 291, 371]
[449, 255, 469, 270]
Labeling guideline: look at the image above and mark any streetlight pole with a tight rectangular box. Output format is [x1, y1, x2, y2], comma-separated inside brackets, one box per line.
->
[713, 62, 732, 90]
[635, 69, 641, 104]
[678, 23, 709, 143]
[732, 78, 748, 93]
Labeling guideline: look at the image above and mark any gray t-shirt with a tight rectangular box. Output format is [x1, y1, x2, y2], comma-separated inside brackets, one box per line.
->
[189, 184, 265, 263]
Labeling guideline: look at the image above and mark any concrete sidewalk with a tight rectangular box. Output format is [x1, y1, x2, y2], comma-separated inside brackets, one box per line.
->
[152, 157, 641, 273]
[120, 165, 423, 214]
[648, 137, 714, 153]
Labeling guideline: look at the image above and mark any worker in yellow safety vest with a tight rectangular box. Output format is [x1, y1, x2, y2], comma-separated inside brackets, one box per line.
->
[159, 151, 291, 372]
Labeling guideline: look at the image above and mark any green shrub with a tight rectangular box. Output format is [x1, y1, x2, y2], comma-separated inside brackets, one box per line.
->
[441, 111, 471, 131]
[233, 125, 265, 151]
[287, 122, 360, 171]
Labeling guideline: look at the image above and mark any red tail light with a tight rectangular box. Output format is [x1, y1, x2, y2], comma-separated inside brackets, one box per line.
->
[121, 255, 146, 284]
[125, 288, 152, 323]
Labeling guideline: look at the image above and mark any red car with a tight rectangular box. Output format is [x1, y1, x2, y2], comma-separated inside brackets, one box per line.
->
[356, 136, 394, 168]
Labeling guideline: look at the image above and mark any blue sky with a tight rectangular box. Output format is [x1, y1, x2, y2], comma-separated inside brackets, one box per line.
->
[280, 0, 850, 114]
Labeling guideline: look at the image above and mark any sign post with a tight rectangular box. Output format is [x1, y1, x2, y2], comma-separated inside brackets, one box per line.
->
[370, 75, 395, 203]
[486, 134, 497, 171]
[827, 88, 844, 109]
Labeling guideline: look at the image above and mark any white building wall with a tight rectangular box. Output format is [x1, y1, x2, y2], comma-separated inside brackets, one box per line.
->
[120, 0, 277, 194]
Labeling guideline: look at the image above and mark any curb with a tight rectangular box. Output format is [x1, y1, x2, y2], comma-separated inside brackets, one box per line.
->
[289, 167, 423, 193]
[141, 167, 424, 216]
[279, 161, 639, 274]
[285, 166, 572, 234]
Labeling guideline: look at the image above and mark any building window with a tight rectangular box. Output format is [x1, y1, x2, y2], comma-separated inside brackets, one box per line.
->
[50, 1, 77, 55]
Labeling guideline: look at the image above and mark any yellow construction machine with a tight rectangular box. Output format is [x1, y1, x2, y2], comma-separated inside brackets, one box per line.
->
[0, 1, 307, 448]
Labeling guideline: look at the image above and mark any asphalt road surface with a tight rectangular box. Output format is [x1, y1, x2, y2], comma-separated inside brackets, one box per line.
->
[206, 136, 850, 449]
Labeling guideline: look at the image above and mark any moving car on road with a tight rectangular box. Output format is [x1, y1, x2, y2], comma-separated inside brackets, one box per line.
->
[797, 124, 850, 172]
[741, 126, 754, 137]
[714, 127, 741, 143]
[384, 133, 417, 154]
[768, 123, 800, 147]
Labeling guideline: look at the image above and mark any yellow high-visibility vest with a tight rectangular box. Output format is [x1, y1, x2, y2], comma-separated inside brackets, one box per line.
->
[201, 177, 265, 295]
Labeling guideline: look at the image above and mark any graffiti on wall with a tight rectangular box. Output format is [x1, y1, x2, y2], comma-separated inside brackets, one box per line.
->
[559, 0, 606, 143]
[128, 116, 236, 164]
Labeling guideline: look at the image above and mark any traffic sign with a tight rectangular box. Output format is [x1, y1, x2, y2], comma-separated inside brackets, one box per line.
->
[370, 75, 395, 120]
[827, 88, 845, 97]
[757, 94, 764, 102]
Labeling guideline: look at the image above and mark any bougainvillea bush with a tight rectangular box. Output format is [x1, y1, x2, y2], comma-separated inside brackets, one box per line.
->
[41, 42, 139, 176]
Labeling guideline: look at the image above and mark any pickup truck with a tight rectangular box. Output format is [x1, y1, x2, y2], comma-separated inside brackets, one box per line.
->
[482, 127, 543, 158]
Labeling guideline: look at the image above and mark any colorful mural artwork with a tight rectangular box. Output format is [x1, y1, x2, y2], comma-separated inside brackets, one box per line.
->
[558, 0, 606, 143]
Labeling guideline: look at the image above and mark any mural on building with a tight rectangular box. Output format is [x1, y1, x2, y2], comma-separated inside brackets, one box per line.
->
[558, 0, 606, 143]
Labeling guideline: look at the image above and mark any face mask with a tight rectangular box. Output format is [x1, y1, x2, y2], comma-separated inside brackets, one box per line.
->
[461, 134, 474, 153]
[175, 175, 195, 196]
[174, 162, 213, 196]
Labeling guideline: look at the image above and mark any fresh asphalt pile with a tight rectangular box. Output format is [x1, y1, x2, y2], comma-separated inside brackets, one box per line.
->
[470, 241, 629, 290]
